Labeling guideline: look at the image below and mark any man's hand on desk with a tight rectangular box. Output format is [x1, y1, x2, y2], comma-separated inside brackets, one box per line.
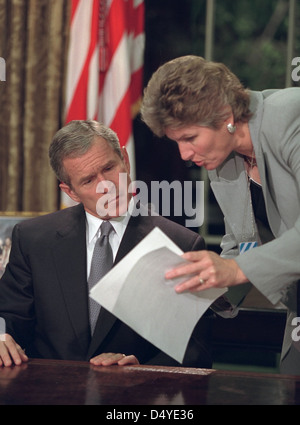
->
[90, 352, 139, 366]
[0, 333, 28, 367]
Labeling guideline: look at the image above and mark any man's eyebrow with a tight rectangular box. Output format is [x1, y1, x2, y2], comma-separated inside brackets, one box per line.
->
[102, 159, 116, 168]
[78, 172, 95, 184]
[78, 160, 117, 184]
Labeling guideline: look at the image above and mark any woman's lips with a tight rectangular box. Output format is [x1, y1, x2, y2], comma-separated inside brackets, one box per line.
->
[194, 160, 205, 167]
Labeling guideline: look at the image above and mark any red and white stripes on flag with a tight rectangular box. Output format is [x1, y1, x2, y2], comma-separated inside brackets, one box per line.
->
[62, 0, 145, 207]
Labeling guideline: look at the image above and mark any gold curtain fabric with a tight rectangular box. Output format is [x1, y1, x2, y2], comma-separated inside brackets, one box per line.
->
[0, 0, 71, 212]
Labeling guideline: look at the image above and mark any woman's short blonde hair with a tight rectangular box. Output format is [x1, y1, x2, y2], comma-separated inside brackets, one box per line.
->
[141, 55, 252, 137]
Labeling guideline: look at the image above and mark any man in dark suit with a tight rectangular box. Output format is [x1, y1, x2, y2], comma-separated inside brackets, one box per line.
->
[0, 120, 212, 368]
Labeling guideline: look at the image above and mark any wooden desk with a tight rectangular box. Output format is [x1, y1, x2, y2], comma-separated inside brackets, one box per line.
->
[1, 358, 300, 406]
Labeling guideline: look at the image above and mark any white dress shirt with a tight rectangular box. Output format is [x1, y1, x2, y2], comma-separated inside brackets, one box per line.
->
[85, 198, 133, 278]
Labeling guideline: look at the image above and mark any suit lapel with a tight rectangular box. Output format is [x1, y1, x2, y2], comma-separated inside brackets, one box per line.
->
[87, 208, 153, 359]
[52, 204, 91, 356]
[115, 210, 151, 265]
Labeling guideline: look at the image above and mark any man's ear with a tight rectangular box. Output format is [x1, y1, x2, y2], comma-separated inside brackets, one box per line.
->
[121, 146, 131, 175]
[59, 182, 81, 203]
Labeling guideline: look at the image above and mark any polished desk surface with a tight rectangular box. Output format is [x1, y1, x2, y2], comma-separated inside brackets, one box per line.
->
[1, 359, 300, 406]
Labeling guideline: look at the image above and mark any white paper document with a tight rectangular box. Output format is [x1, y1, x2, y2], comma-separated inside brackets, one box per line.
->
[90, 227, 226, 363]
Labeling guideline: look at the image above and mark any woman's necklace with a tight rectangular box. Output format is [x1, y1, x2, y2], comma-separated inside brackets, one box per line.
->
[244, 150, 260, 184]
[244, 152, 257, 168]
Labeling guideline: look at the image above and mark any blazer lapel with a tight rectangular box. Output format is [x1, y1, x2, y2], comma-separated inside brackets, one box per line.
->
[210, 154, 259, 240]
[257, 150, 286, 237]
[249, 91, 284, 237]
[210, 149, 284, 243]
[52, 204, 91, 356]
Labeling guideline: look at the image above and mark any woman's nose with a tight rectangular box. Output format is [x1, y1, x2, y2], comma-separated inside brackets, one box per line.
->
[177, 142, 194, 161]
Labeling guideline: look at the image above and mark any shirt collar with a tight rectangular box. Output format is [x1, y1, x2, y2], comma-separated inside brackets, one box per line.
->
[85, 197, 134, 244]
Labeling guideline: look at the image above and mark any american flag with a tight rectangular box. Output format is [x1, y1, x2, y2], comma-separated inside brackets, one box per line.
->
[62, 0, 145, 207]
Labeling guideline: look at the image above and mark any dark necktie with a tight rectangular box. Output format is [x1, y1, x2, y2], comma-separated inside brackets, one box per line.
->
[88, 221, 114, 334]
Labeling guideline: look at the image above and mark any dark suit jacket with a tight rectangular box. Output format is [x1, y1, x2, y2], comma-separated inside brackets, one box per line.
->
[0, 203, 213, 367]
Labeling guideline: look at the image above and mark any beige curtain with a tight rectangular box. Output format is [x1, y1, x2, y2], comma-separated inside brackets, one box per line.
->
[0, 0, 71, 212]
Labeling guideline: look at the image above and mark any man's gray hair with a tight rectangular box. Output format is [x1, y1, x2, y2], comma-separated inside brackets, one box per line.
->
[49, 120, 122, 184]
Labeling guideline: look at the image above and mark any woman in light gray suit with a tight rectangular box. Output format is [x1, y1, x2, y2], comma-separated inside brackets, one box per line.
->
[141, 55, 300, 374]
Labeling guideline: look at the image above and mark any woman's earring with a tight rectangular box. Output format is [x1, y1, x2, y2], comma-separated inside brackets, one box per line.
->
[227, 123, 236, 134]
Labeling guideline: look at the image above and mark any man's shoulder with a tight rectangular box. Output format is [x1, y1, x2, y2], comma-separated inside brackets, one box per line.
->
[15, 204, 84, 234]
[134, 208, 205, 251]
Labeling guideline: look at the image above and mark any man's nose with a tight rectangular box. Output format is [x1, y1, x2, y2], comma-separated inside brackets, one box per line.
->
[96, 178, 115, 194]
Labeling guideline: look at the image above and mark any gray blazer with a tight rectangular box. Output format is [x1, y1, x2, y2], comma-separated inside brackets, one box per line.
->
[208, 88, 300, 367]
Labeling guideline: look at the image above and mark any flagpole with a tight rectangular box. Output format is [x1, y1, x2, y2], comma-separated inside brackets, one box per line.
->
[201, 0, 221, 246]
[285, 0, 296, 87]
[204, 0, 215, 61]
